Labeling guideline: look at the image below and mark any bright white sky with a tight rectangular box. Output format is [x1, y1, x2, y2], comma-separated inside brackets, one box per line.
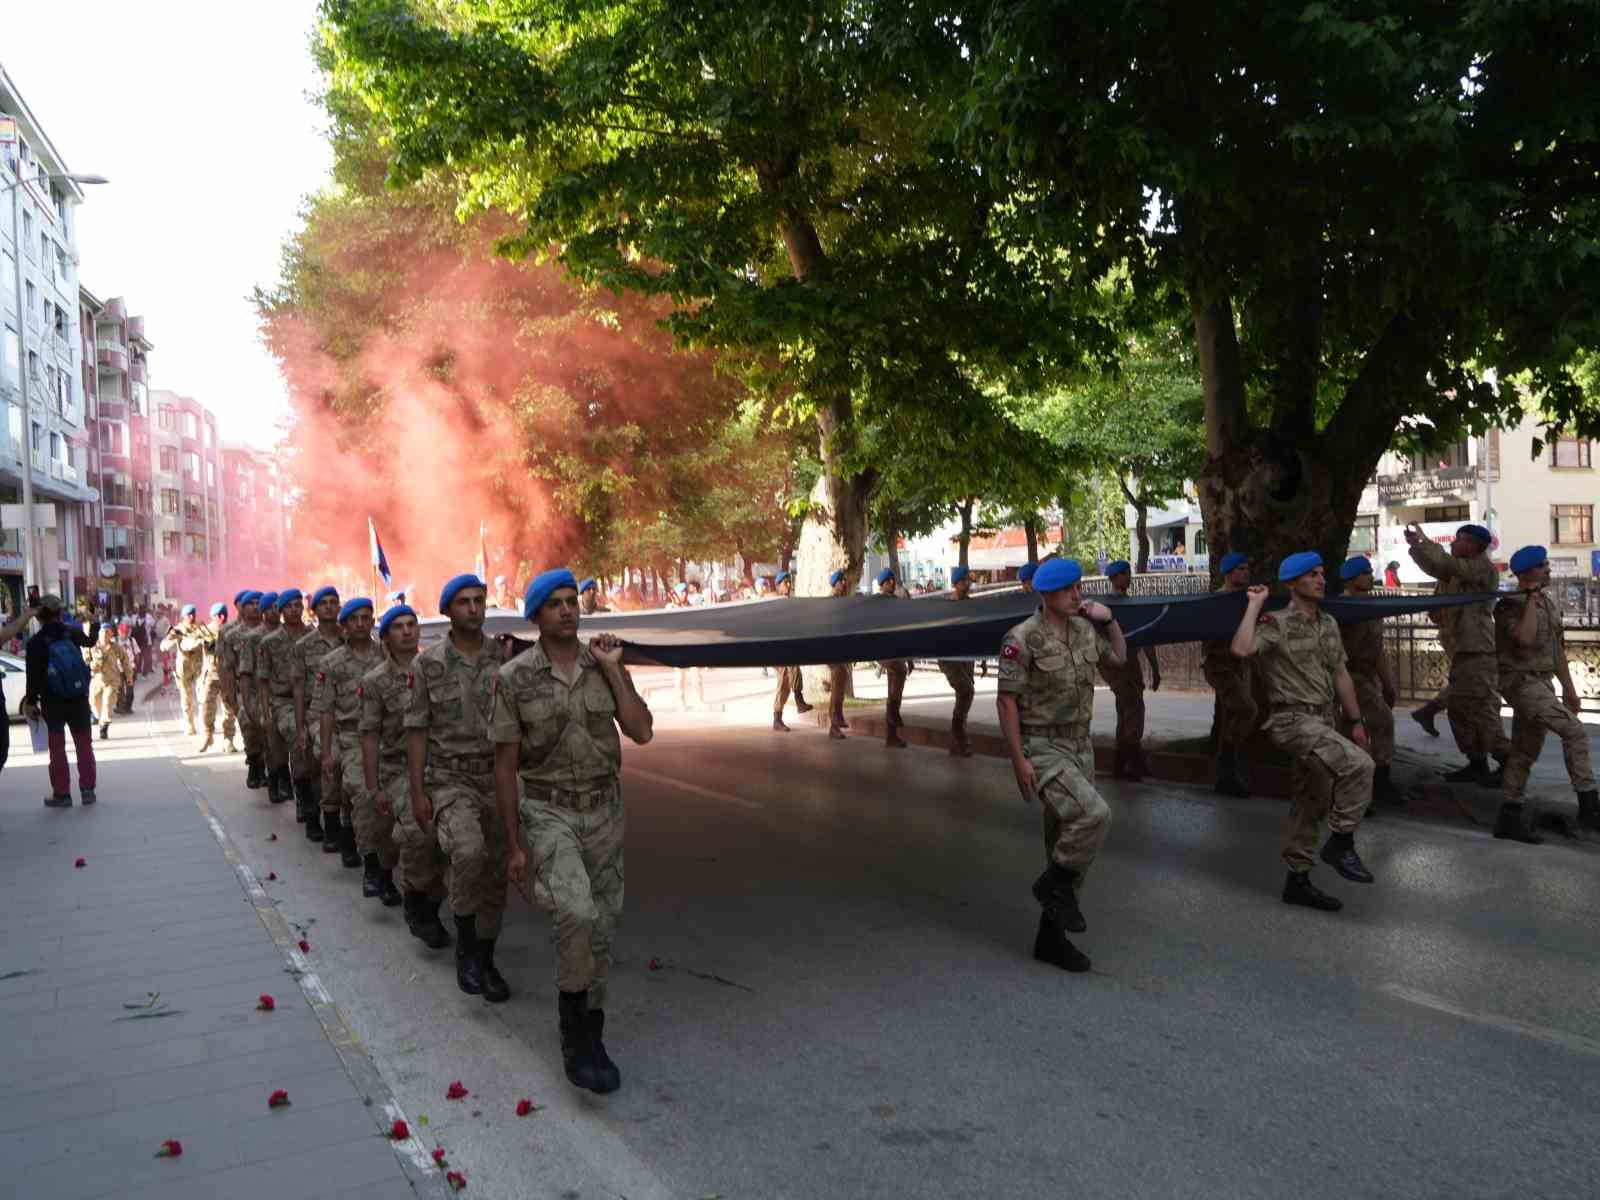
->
[6, 1, 333, 449]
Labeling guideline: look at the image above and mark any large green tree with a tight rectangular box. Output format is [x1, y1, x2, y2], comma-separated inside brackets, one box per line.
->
[318, 0, 1107, 593]
[966, 0, 1600, 576]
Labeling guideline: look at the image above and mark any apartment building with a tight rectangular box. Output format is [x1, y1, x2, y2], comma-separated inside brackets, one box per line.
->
[220, 442, 287, 583]
[88, 293, 157, 610]
[0, 66, 99, 608]
[148, 389, 222, 603]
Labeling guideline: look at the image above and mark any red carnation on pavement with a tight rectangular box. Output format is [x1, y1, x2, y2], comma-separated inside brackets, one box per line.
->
[155, 1139, 182, 1158]
[268, 833, 278, 841]
[298, 939, 310, 954]
[389, 1119, 410, 1141]
[446, 1081, 468, 1100]
[648, 957, 663, 971]
[267, 871, 278, 881]
[446, 1170, 466, 1191]
[515, 1099, 536, 1117]
[74, 858, 86, 869]
[431, 1147, 447, 1166]
[257, 994, 275, 1012]
[268, 1089, 290, 1108]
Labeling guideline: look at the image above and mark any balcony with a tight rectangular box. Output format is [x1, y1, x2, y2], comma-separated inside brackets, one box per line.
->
[101, 298, 127, 323]
[130, 359, 146, 384]
[125, 314, 144, 341]
[96, 344, 128, 374]
[98, 399, 127, 422]
[1374, 464, 1481, 507]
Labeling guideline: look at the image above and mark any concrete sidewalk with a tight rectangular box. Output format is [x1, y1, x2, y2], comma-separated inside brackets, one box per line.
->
[0, 699, 442, 1200]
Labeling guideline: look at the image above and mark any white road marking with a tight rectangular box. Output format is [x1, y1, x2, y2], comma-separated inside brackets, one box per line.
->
[1381, 983, 1600, 1058]
[624, 764, 764, 811]
[381, 1100, 438, 1174]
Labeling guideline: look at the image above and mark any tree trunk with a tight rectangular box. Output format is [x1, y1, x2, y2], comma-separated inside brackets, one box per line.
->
[1117, 475, 1151, 573]
[956, 496, 975, 569]
[1023, 515, 1039, 564]
[885, 520, 902, 584]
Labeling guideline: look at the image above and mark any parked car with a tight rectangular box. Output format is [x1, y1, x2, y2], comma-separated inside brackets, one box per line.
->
[0, 652, 26, 721]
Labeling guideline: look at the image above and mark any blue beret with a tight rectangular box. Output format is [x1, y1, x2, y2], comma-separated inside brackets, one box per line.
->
[951, 565, 970, 584]
[233, 589, 252, 606]
[1017, 562, 1037, 584]
[439, 573, 486, 611]
[829, 569, 846, 586]
[578, 578, 597, 594]
[1105, 560, 1130, 578]
[338, 597, 374, 623]
[258, 591, 280, 612]
[775, 570, 791, 586]
[1339, 555, 1373, 581]
[523, 568, 578, 620]
[1278, 550, 1324, 582]
[310, 586, 339, 609]
[1033, 558, 1083, 592]
[1219, 551, 1250, 575]
[377, 604, 416, 639]
[1458, 524, 1492, 544]
[180, 604, 196, 616]
[239, 590, 260, 607]
[1509, 545, 1547, 574]
[277, 588, 303, 607]
[876, 568, 896, 586]
[209, 602, 227, 617]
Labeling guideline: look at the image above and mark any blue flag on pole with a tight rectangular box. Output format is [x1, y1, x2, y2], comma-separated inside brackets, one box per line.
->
[369, 516, 392, 588]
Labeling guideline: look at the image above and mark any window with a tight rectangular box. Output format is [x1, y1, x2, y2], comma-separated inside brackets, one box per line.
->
[1550, 437, 1593, 469]
[185, 533, 207, 558]
[161, 531, 181, 558]
[158, 406, 176, 431]
[49, 431, 61, 463]
[181, 411, 197, 439]
[102, 473, 131, 508]
[206, 460, 215, 488]
[184, 494, 203, 523]
[158, 445, 178, 472]
[160, 488, 179, 515]
[207, 500, 218, 528]
[1423, 504, 1470, 523]
[107, 526, 132, 558]
[183, 450, 200, 483]
[1552, 504, 1594, 545]
[7, 403, 20, 450]
[25, 281, 35, 315]
[131, 380, 146, 413]
[2, 326, 15, 382]
[30, 421, 41, 450]
[98, 421, 126, 456]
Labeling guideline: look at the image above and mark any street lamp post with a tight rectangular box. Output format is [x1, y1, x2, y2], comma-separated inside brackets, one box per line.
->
[5, 169, 108, 598]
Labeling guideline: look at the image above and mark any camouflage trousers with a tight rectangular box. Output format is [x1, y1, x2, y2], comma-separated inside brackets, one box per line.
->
[177, 663, 203, 729]
[522, 780, 625, 1008]
[427, 766, 507, 938]
[1203, 657, 1258, 752]
[1346, 673, 1394, 768]
[1446, 652, 1510, 760]
[772, 666, 808, 716]
[1100, 660, 1146, 750]
[1263, 710, 1373, 873]
[264, 695, 295, 773]
[89, 680, 119, 726]
[1501, 674, 1595, 800]
[938, 660, 976, 725]
[201, 672, 236, 742]
[1023, 728, 1111, 882]
[236, 686, 265, 755]
[335, 731, 396, 866]
[382, 761, 446, 899]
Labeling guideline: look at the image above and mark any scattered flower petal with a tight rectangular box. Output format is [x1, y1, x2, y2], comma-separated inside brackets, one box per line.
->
[155, 1138, 182, 1158]
[268, 1089, 290, 1108]
[268, 833, 278, 841]
[446, 1170, 466, 1191]
[515, 1099, 536, 1117]
[267, 871, 278, 881]
[446, 1081, 468, 1101]
[257, 994, 275, 1012]
[389, 1119, 410, 1141]
[648, 957, 663, 971]
[298, 940, 310, 954]
[431, 1147, 447, 1166]
[74, 858, 86, 869]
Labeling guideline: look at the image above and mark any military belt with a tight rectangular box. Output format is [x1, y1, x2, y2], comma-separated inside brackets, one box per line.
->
[523, 781, 617, 813]
[430, 752, 496, 773]
[1271, 703, 1330, 717]
[1020, 721, 1090, 739]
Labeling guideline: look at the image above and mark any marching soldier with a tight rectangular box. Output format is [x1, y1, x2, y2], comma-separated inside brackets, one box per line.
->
[113, 622, 138, 715]
[1405, 522, 1509, 785]
[826, 568, 851, 739]
[1202, 551, 1257, 796]
[160, 604, 212, 735]
[1493, 545, 1599, 840]
[578, 579, 610, 616]
[197, 603, 236, 754]
[771, 570, 813, 731]
[239, 592, 284, 801]
[875, 568, 910, 748]
[1230, 552, 1375, 912]
[1100, 560, 1162, 779]
[363, 604, 452, 948]
[1017, 561, 1037, 593]
[87, 625, 133, 740]
[217, 591, 259, 774]
[405, 573, 510, 1002]
[996, 558, 1127, 974]
[298, 586, 350, 858]
[1338, 557, 1402, 811]
[258, 589, 319, 835]
[496, 569, 653, 1094]
[315, 597, 398, 899]
[937, 565, 977, 756]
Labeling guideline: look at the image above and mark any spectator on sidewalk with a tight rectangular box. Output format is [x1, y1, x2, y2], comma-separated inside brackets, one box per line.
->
[0, 602, 40, 777]
[131, 608, 153, 676]
[22, 595, 100, 807]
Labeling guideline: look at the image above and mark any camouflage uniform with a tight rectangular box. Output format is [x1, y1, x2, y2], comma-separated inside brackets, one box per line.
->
[1253, 607, 1374, 872]
[1202, 634, 1257, 752]
[998, 610, 1115, 880]
[1098, 651, 1147, 754]
[88, 640, 133, 727]
[404, 637, 507, 938]
[490, 642, 633, 1008]
[1339, 613, 1394, 768]
[236, 623, 271, 761]
[256, 624, 307, 775]
[198, 624, 236, 744]
[1409, 539, 1508, 761]
[1495, 589, 1594, 801]
[160, 621, 211, 731]
[298, 627, 347, 819]
[215, 621, 252, 752]
[362, 650, 446, 897]
[314, 642, 392, 859]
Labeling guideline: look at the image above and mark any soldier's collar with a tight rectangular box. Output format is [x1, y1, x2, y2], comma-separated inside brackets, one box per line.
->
[526, 638, 592, 673]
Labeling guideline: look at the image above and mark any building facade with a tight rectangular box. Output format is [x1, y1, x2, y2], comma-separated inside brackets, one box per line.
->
[87, 293, 157, 611]
[148, 389, 222, 604]
[220, 442, 287, 583]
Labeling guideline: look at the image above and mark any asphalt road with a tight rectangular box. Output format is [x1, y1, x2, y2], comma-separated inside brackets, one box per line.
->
[173, 672, 1600, 1200]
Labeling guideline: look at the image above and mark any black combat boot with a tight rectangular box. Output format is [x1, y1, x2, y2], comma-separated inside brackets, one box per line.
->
[1214, 749, 1250, 798]
[1372, 764, 1404, 809]
[405, 892, 450, 946]
[1031, 861, 1086, 933]
[302, 786, 324, 841]
[246, 754, 266, 790]
[362, 853, 383, 899]
[1282, 870, 1343, 912]
[1492, 801, 1543, 844]
[1032, 913, 1090, 973]
[1318, 831, 1375, 883]
[376, 867, 402, 908]
[339, 822, 361, 868]
[558, 990, 604, 1091]
[586, 1009, 622, 1092]
[1445, 756, 1500, 788]
[1578, 790, 1600, 833]
[321, 810, 343, 854]
[1410, 699, 1443, 737]
[454, 915, 484, 994]
[478, 938, 510, 1004]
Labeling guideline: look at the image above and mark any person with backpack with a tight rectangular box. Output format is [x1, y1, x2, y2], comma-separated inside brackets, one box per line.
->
[22, 594, 100, 807]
